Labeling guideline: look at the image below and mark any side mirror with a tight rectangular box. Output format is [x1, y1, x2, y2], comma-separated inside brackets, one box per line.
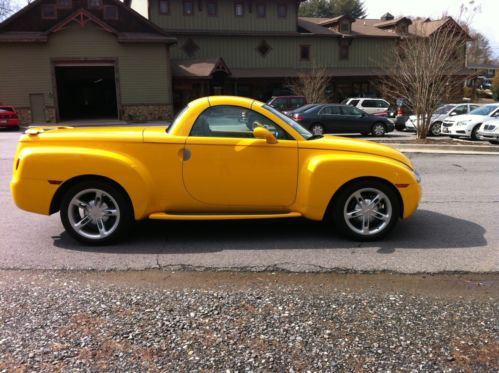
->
[450, 112, 457, 116]
[253, 126, 277, 144]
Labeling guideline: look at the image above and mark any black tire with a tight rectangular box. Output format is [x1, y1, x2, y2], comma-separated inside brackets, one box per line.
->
[371, 122, 386, 136]
[429, 122, 442, 137]
[470, 125, 481, 141]
[310, 123, 325, 135]
[329, 179, 400, 241]
[60, 180, 133, 245]
[490, 140, 499, 145]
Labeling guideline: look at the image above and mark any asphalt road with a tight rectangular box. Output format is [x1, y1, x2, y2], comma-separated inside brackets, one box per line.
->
[0, 130, 498, 273]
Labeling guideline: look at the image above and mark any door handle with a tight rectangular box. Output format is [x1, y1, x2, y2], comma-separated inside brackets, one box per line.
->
[182, 148, 191, 161]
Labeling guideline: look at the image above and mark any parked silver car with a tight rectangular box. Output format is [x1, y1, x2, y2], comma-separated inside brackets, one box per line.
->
[477, 119, 499, 144]
[405, 103, 480, 136]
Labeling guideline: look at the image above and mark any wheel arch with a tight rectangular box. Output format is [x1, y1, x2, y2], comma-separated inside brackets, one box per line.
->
[324, 176, 404, 220]
[50, 175, 135, 217]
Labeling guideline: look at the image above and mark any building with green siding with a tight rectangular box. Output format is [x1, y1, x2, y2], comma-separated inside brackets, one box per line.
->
[0, 0, 467, 123]
[0, 0, 175, 123]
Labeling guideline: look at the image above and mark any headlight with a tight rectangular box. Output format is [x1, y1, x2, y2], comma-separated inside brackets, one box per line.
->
[413, 169, 421, 183]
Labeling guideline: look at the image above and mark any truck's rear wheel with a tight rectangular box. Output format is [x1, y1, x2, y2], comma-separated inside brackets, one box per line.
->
[60, 181, 133, 245]
[330, 180, 400, 241]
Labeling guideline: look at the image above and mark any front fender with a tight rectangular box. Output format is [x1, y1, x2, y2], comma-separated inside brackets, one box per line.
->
[292, 152, 421, 220]
[12, 146, 153, 219]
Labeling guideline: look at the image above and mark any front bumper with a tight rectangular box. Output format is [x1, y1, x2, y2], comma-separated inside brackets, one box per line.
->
[441, 125, 471, 137]
[477, 131, 499, 141]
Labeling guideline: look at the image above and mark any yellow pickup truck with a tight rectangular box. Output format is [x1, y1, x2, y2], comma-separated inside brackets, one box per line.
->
[11, 96, 421, 245]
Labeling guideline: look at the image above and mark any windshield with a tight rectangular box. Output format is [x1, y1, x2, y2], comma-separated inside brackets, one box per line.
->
[434, 105, 455, 115]
[263, 104, 313, 139]
[469, 105, 498, 116]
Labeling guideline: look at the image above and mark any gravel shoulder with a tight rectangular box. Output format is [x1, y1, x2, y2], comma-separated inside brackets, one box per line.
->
[1, 270, 497, 371]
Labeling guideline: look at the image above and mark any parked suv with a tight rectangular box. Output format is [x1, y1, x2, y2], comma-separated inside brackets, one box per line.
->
[441, 104, 499, 140]
[405, 103, 480, 136]
[342, 98, 390, 115]
[267, 96, 306, 112]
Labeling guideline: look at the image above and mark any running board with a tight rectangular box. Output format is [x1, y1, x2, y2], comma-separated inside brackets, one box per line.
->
[148, 212, 302, 221]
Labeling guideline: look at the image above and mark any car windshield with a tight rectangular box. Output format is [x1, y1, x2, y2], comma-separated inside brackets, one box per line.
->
[434, 105, 455, 114]
[263, 104, 313, 139]
[469, 105, 498, 116]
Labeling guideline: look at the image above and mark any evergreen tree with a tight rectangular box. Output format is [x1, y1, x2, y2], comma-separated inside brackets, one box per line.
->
[299, 0, 367, 19]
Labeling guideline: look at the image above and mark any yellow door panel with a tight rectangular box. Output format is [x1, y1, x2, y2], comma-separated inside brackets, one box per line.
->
[183, 137, 298, 207]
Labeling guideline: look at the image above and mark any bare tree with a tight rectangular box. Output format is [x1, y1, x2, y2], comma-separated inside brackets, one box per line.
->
[287, 64, 330, 104]
[0, 0, 14, 21]
[380, 17, 471, 139]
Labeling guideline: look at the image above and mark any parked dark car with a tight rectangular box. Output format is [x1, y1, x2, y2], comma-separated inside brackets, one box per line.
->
[292, 104, 394, 136]
[283, 103, 319, 117]
[389, 98, 413, 130]
[267, 96, 306, 112]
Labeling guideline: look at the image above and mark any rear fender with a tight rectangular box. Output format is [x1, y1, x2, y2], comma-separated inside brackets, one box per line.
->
[15, 146, 153, 219]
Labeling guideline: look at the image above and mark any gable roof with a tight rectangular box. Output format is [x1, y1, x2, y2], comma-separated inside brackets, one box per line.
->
[0, 0, 176, 44]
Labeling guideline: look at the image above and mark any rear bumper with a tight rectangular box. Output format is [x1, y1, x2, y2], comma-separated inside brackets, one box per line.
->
[0, 119, 20, 127]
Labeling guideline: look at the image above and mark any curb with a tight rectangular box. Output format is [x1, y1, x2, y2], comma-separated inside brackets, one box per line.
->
[381, 143, 499, 155]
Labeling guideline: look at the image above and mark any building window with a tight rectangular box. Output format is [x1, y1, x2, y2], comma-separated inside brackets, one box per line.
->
[339, 39, 350, 60]
[207, 0, 217, 16]
[159, 0, 170, 14]
[182, 38, 200, 57]
[88, 0, 102, 9]
[398, 22, 408, 34]
[300, 45, 310, 60]
[183, 0, 194, 15]
[339, 20, 350, 33]
[256, 2, 265, 17]
[103, 5, 118, 20]
[234, 2, 244, 17]
[41, 4, 57, 19]
[56, 0, 72, 9]
[277, 3, 287, 18]
[257, 40, 271, 57]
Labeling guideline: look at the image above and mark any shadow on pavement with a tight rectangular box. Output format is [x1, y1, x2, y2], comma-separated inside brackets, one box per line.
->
[52, 209, 487, 254]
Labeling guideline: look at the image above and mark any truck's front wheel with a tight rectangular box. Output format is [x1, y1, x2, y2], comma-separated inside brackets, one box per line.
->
[60, 181, 133, 245]
[330, 180, 400, 241]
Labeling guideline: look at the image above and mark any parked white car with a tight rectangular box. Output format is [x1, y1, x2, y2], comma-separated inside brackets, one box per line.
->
[405, 103, 480, 136]
[441, 104, 499, 140]
[341, 98, 390, 115]
[477, 119, 499, 144]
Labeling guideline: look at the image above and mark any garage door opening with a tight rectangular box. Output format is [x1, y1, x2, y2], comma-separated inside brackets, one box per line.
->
[55, 65, 118, 121]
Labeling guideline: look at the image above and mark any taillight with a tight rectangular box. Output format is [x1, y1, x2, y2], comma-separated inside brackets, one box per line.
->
[293, 114, 304, 121]
[397, 107, 405, 116]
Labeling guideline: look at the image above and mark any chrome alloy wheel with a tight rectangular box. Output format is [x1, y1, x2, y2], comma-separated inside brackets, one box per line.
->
[67, 188, 120, 240]
[311, 124, 324, 135]
[372, 123, 385, 136]
[343, 188, 392, 236]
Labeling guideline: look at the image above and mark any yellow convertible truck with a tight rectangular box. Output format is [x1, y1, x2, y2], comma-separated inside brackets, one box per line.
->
[11, 96, 421, 245]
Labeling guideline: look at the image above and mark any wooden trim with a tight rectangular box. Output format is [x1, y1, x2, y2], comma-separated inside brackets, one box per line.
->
[41, 4, 57, 20]
[158, 0, 170, 15]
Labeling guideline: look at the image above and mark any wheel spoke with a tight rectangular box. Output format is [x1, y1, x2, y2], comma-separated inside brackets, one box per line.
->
[361, 216, 370, 234]
[75, 215, 91, 229]
[96, 219, 107, 237]
[75, 199, 88, 208]
[368, 194, 381, 208]
[346, 209, 363, 219]
[94, 190, 104, 207]
[103, 208, 118, 216]
[353, 191, 364, 204]
[373, 211, 390, 221]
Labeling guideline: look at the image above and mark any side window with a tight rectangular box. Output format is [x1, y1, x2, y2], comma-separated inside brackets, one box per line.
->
[270, 98, 287, 109]
[470, 105, 480, 111]
[341, 106, 362, 116]
[380, 100, 390, 108]
[453, 105, 468, 115]
[320, 106, 341, 115]
[290, 97, 305, 108]
[361, 100, 377, 108]
[190, 106, 293, 140]
[348, 99, 360, 107]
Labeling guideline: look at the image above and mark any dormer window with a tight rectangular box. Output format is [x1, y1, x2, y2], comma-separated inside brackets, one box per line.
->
[103, 5, 118, 20]
[207, 0, 217, 16]
[183, 0, 194, 15]
[256, 3, 265, 17]
[398, 22, 409, 34]
[159, 0, 170, 15]
[234, 2, 244, 17]
[340, 19, 351, 33]
[41, 4, 57, 19]
[56, 0, 72, 9]
[88, 0, 102, 9]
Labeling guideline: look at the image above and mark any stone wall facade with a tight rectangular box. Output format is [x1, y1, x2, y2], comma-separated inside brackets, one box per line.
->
[122, 104, 173, 122]
[15, 107, 56, 125]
